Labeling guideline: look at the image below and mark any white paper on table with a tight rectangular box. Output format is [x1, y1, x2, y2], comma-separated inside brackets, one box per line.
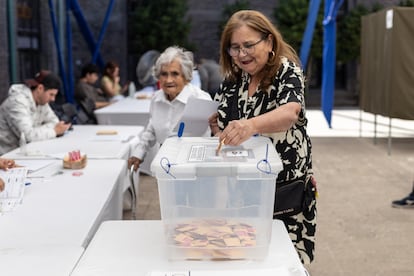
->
[89, 133, 135, 142]
[15, 159, 56, 173]
[0, 167, 28, 213]
[26, 160, 62, 178]
[178, 97, 219, 136]
[2, 150, 58, 160]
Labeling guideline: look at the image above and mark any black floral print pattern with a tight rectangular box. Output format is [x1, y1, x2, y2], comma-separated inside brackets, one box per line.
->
[214, 57, 317, 264]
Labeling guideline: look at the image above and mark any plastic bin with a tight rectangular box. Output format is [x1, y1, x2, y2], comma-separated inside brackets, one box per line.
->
[151, 136, 283, 260]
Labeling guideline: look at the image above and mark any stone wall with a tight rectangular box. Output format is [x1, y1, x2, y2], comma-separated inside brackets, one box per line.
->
[187, 0, 278, 63]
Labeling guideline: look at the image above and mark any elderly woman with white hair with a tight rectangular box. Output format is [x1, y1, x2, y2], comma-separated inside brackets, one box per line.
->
[128, 46, 212, 171]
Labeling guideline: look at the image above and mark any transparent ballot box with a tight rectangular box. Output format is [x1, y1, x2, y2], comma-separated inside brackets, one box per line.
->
[151, 136, 283, 260]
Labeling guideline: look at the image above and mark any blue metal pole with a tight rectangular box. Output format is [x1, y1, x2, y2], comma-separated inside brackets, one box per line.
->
[6, 0, 17, 83]
[48, 0, 70, 102]
[321, 0, 344, 128]
[299, 0, 322, 70]
[92, 0, 115, 64]
[70, 0, 105, 68]
[66, 0, 74, 103]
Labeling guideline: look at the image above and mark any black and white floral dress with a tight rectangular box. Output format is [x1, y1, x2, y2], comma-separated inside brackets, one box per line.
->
[214, 57, 317, 264]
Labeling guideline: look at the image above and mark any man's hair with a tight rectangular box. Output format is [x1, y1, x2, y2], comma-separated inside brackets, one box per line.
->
[81, 63, 100, 78]
[25, 70, 62, 91]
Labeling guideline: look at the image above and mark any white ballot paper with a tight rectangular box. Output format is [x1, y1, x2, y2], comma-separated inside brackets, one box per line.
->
[178, 97, 219, 136]
[0, 167, 28, 213]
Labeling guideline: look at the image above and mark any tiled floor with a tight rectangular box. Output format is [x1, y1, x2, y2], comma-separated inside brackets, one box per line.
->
[124, 109, 414, 275]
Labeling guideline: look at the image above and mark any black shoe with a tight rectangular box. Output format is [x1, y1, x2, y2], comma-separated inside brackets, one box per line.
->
[392, 194, 414, 209]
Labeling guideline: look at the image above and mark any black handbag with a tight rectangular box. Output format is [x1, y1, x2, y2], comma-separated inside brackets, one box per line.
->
[273, 177, 307, 219]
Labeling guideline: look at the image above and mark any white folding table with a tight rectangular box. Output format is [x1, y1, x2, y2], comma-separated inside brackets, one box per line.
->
[0, 245, 84, 276]
[0, 159, 126, 249]
[93, 100, 158, 175]
[94, 97, 151, 126]
[71, 220, 308, 276]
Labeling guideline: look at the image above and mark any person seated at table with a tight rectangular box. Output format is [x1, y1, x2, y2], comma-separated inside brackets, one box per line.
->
[128, 46, 212, 172]
[75, 63, 111, 122]
[197, 58, 222, 98]
[135, 50, 160, 99]
[101, 61, 128, 101]
[0, 70, 72, 155]
[0, 158, 16, 192]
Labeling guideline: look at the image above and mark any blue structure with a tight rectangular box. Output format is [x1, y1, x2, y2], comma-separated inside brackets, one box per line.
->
[300, 0, 344, 127]
[48, 0, 115, 104]
[321, 0, 344, 127]
[299, 0, 322, 71]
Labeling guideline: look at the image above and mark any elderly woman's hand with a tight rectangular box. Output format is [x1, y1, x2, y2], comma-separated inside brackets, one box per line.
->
[128, 156, 142, 172]
[220, 119, 256, 146]
[208, 113, 220, 136]
[0, 178, 5, 192]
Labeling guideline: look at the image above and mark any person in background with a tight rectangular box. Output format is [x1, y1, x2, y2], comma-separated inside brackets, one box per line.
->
[0, 158, 16, 192]
[392, 180, 414, 208]
[101, 61, 128, 101]
[128, 46, 212, 172]
[197, 58, 222, 98]
[75, 63, 111, 122]
[208, 10, 317, 264]
[135, 50, 160, 99]
[0, 70, 71, 155]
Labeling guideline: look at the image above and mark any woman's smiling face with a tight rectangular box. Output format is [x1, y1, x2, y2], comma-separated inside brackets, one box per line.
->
[230, 25, 272, 77]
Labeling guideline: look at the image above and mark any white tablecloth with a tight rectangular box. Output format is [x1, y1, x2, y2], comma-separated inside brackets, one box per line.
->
[0, 159, 125, 249]
[2, 125, 144, 193]
[94, 97, 151, 126]
[2, 125, 144, 161]
[93, 100, 157, 175]
[71, 220, 307, 276]
[0, 245, 84, 276]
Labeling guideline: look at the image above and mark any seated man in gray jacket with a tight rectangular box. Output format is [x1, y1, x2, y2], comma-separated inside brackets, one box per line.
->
[0, 70, 72, 155]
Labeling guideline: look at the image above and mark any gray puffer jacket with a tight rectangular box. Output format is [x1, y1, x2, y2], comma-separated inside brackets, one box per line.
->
[0, 84, 58, 155]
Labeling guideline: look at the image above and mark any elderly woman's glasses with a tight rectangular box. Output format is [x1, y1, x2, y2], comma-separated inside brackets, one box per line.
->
[228, 37, 266, 57]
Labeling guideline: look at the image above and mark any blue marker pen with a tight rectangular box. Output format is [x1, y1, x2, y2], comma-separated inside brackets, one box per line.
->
[177, 122, 185, 137]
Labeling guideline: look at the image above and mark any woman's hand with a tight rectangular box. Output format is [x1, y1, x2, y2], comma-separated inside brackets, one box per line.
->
[220, 119, 256, 146]
[128, 156, 142, 172]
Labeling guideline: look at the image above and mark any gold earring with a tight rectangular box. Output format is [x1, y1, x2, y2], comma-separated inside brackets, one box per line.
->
[232, 62, 239, 73]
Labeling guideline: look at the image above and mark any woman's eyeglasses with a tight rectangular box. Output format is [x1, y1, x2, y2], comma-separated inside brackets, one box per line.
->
[228, 37, 266, 57]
